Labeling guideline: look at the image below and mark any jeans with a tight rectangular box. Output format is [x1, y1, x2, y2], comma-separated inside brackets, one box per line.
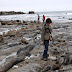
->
[43, 20, 45, 24]
[43, 40, 49, 58]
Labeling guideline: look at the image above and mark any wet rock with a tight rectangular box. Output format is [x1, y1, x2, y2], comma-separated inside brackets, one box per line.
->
[57, 39, 65, 42]
[52, 48, 60, 55]
[69, 18, 72, 20]
[1, 21, 7, 25]
[7, 42, 21, 47]
[52, 64, 60, 70]
[0, 45, 35, 72]
[17, 44, 35, 57]
[40, 66, 51, 72]
[0, 11, 25, 15]
[61, 25, 69, 28]
[63, 53, 70, 65]
[7, 30, 17, 37]
[21, 38, 29, 44]
[28, 11, 35, 14]
[23, 63, 41, 72]
[48, 55, 56, 61]
[10, 63, 41, 72]
[66, 35, 72, 41]
[61, 65, 72, 72]
[0, 35, 3, 42]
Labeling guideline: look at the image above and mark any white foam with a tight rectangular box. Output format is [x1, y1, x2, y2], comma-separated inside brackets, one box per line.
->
[67, 13, 72, 15]
[25, 54, 40, 60]
[23, 37, 31, 40]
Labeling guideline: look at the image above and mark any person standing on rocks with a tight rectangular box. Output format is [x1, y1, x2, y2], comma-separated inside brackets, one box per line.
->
[43, 15, 45, 24]
[37, 14, 40, 23]
[41, 18, 52, 61]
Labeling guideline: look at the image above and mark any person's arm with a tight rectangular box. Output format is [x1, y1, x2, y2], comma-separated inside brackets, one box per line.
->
[49, 25, 52, 41]
[49, 33, 52, 41]
[41, 26, 45, 45]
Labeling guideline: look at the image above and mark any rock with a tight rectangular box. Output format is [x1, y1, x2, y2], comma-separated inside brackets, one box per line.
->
[63, 53, 70, 65]
[52, 48, 60, 55]
[66, 35, 72, 41]
[69, 18, 72, 20]
[52, 64, 60, 70]
[7, 30, 17, 37]
[1, 21, 6, 25]
[41, 66, 51, 72]
[57, 39, 65, 42]
[28, 11, 35, 14]
[9, 63, 41, 72]
[17, 44, 35, 57]
[7, 22, 14, 25]
[48, 55, 56, 61]
[0, 45, 35, 72]
[0, 11, 25, 15]
[0, 35, 3, 42]
[23, 63, 41, 72]
[21, 38, 29, 44]
[7, 42, 21, 47]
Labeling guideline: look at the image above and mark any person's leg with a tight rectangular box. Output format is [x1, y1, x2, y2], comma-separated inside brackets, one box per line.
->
[43, 40, 49, 58]
[43, 20, 44, 24]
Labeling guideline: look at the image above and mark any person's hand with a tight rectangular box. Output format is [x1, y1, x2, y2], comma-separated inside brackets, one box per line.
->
[42, 41, 44, 45]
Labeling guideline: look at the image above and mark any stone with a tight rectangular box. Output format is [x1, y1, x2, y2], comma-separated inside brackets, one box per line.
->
[28, 11, 35, 14]
[21, 38, 28, 44]
[7, 42, 21, 47]
[7, 30, 17, 37]
[0, 35, 3, 42]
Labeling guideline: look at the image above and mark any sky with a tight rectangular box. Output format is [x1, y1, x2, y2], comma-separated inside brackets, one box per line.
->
[0, 0, 72, 12]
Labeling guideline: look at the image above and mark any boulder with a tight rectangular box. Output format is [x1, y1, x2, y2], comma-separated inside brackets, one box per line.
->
[28, 11, 35, 14]
[7, 30, 17, 37]
[21, 38, 29, 44]
[0, 44, 35, 72]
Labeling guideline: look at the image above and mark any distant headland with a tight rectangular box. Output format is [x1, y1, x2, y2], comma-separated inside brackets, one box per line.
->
[0, 11, 35, 15]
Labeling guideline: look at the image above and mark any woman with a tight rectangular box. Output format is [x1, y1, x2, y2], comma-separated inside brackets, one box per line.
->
[41, 18, 52, 61]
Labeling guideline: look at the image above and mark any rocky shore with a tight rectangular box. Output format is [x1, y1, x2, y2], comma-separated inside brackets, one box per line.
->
[0, 20, 72, 72]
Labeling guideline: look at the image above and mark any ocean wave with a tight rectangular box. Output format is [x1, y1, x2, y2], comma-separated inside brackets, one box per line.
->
[67, 13, 72, 15]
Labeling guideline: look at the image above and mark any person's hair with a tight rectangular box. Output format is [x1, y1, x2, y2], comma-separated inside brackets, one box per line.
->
[46, 18, 52, 23]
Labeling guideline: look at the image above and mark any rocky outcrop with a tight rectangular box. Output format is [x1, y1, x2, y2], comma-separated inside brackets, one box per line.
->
[28, 11, 35, 14]
[0, 11, 25, 15]
[0, 44, 35, 72]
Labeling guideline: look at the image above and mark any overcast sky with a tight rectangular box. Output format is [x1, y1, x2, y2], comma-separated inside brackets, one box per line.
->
[0, 0, 72, 12]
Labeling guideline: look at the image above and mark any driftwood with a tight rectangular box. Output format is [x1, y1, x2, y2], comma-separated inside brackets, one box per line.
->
[0, 44, 35, 72]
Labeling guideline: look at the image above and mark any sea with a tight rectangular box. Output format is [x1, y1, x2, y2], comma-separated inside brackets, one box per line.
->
[0, 11, 72, 35]
[0, 11, 72, 23]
